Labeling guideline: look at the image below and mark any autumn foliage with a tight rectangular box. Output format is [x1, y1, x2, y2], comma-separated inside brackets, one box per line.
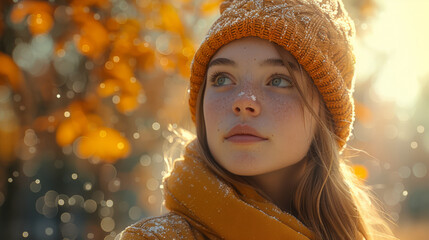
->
[0, 0, 212, 163]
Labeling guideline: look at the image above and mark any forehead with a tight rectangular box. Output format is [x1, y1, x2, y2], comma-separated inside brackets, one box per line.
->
[211, 37, 280, 62]
[208, 37, 298, 68]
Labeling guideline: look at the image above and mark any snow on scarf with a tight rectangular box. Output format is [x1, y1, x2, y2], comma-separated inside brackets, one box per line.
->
[163, 139, 315, 239]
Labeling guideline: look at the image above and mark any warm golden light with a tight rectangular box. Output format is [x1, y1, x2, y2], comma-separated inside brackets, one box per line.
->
[357, 0, 429, 108]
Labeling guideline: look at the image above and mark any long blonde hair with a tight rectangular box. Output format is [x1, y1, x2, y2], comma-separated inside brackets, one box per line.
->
[166, 41, 397, 240]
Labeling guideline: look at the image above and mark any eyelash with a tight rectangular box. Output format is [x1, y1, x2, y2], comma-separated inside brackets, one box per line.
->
[208, 71, 224, 85]
[208, 71, 293, 87]
[269, 73, 293, 87]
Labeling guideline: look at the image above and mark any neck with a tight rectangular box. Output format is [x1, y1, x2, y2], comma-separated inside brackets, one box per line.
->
[246, 159, 307, 213]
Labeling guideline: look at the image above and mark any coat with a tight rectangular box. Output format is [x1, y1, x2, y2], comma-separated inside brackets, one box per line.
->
[118, 139, 314, 240]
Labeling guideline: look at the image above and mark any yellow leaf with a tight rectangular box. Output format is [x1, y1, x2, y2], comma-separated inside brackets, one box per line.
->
[159, 3, 184, 35]
[56, 119, 82, 146]
[352, 164, 369, 181]
[106, 61, 133, 82]
[77, 127, 131, 163]
[0, 52, 24, 91]
[97, 79, 121, 97]
[355, 101, 373, 125]
[201, 0, 223, 16]
[121, 78, 143, 96]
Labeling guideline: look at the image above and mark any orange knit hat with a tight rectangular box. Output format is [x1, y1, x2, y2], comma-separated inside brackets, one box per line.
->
[189, 0, 356, 150]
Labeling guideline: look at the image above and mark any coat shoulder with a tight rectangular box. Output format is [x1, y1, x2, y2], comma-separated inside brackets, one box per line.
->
[117, 212, 201, 240]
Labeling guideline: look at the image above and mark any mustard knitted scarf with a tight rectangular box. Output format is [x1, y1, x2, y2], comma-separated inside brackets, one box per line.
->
[163, 139, 315, 239]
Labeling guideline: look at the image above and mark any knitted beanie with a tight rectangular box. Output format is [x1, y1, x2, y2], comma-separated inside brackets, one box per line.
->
[189, 0, 356, 150]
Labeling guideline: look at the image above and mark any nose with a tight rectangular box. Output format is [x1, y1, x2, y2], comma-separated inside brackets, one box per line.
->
[232, 95, 261, 117]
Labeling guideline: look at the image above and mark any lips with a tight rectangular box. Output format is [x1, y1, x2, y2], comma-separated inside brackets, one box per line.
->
[224, 124, 268, 141]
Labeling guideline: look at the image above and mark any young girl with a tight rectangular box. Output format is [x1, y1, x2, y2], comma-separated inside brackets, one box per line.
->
[119, 0, 397, 239]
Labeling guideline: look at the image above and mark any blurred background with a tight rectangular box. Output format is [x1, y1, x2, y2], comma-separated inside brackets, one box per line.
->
[0, 0, 428, 239]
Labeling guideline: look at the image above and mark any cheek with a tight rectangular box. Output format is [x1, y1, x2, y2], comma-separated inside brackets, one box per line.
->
[204, 93, 228, 120]
[204, 95, 223, 118]
[267, 94, 316, 162]
[267, 93, 316, 142]
[203, 92, 232, 136]
[267, 93, 304, 124]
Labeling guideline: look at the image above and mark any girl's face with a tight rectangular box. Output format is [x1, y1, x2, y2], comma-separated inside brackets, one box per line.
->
[203, 37, 319, 176]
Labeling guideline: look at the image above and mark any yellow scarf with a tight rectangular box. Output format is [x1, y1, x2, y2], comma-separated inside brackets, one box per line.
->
[163, 139, 315, 240]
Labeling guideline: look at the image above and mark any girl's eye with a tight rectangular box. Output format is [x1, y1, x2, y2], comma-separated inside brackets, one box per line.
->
[210, 72, 233, 87]
[268, 76, 292, 88]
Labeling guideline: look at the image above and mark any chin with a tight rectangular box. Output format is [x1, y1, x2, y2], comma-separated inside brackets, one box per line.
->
[227, 168, 258, 176]
[219, 160, 269, 176]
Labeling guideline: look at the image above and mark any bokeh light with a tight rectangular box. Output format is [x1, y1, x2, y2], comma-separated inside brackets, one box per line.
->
[0, 0, 428, 239]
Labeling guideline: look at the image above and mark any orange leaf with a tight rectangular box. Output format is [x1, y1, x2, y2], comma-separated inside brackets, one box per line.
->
[106, 17, 121, 31]
[76, 36, 94, 55]
[70, 0, 110, 23]
[355, 101, 373, 125]
[121, 78, 143, 96]
[70, 5, 93, 24]
[70, 0, 110, 9]
[56, 119, 82, 146]
[75, 20, 109, 59]
[77, 127, 131, 162]
[0, 123, 19, 165]
[0, 52, 24, 91]
[27, 11, 54, 35]
[106, 61, 133, 81]
[116, 94, 140, 113]
[10, 1, 53, 24]
[136, 44, 156, 71]
[112, 37, 134, 56]
[352, 164, 369, 181]
[97, 79, 121, 97]
[178, 54, 192, 78]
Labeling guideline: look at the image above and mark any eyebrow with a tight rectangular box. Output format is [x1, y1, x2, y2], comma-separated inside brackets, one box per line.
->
[208, 57, 298, 70]
[261, 58, 299, 70]
[208, 58, 237, 68]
